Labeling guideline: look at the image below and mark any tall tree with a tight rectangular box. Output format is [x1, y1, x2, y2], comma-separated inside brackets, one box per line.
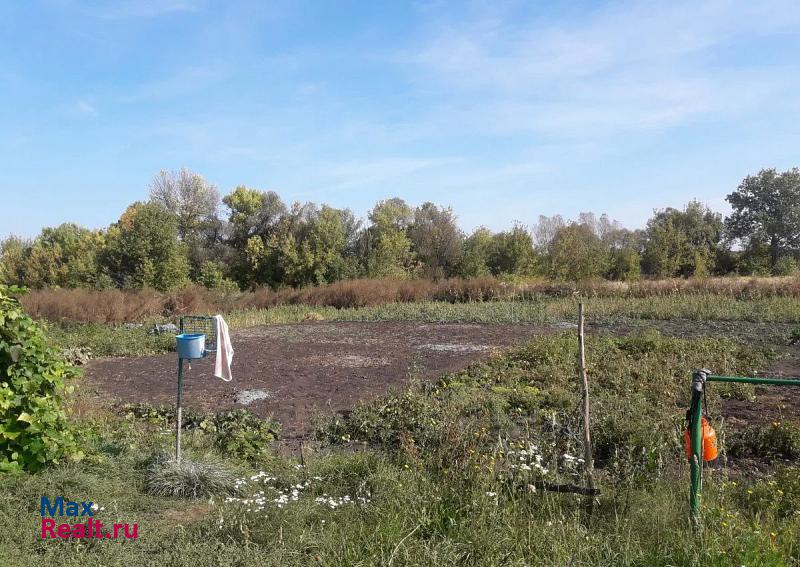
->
[361, 198, 416, 278]
[149, 168, 220, 240]
[0, 237, 28, 286]
[642, 201, 723, 277]
[725, 168, 800, 271]
[546, 223, 609, 281]
[532, 215, 565, 248]
[489, 224, 538, 276]
[0, 225, 106, 288]
[223, 187, 288, 286]
[101, 202, 189, 291]
[409, 202, 463, 279]
[458, 227, 494, 278]
[223, 186, 287, 247]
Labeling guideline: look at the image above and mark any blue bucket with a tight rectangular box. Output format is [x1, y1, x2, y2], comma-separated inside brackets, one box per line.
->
[176, 333, 206, 359]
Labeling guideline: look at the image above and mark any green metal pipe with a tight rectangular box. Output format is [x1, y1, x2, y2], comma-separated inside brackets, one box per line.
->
[707, 375, 800, 386]
[688, 369, 800, 526]
[688, 372, 704, 527]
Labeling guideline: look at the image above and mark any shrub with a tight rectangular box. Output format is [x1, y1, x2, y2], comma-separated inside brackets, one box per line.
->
[0, 285, 80, 472]
[121, 404, 279, 463]
[727, 421, 800, 461]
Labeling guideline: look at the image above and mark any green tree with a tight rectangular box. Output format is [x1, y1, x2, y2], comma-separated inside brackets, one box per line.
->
[725, 168, 800, 272]
[546, 223, 609, 281]
[409, 203, 463, 279]
[0, 226, 106, 289]
[224, 186, 287, 246]
[304, 205, 351, 284]
[101, 202, 189, 291]
[605, 228, 643, 281]
[35, 224, 105, 288]
[458, 227, 494, 278]
[0, 237, 27, 285]
[198, 261, 239, 292]
[149, 168, 225, 281]
[361, 198, 416, 278]
[488, 224, 538, 276]
[642, 201, 723, 277]
[223, 187, 287, 286]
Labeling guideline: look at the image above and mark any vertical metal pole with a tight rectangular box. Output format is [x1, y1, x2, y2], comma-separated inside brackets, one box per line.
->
[176, 357, 184, 463]
[176, 316, 184, 464]
[689, 370, 708, 527]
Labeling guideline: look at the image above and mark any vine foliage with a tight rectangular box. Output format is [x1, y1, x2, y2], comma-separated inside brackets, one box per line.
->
[1, 285, 80, 472]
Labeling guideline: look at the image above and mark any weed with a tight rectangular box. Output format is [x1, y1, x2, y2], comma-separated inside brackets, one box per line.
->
[121, 404, 280, 463]
[727, 421, 800, 460]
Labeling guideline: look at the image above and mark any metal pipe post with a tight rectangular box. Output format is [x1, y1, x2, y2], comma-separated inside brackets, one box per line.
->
[176, 357, 184, 463]
[689, 369, 707, 527]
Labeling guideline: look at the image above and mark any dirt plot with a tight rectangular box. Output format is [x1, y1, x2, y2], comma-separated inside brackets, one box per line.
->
[723, 345, 800, 427]
[84, 322, 553, 439]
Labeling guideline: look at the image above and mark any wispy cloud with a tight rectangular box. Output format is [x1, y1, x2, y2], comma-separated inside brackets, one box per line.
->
[405, 0, 800, 138]
[76, 100, 96, 116]
[119, 64, 227, 103]
[84, 0, 201, 20]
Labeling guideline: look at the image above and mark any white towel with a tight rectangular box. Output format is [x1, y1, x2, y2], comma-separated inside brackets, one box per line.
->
[213, 315, 234, 382]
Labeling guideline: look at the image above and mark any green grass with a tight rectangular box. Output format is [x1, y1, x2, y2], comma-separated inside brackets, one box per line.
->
[43, 293, 799, 360]
[46, 321, 176, 358]
[226, 294, 800, 327]
[2, 331, 798, 565]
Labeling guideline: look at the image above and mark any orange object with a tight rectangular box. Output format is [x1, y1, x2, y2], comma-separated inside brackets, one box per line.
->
[683, 417, 718, 462]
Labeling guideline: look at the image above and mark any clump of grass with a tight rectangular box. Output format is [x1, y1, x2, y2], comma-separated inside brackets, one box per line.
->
[145, 455, 238, 499]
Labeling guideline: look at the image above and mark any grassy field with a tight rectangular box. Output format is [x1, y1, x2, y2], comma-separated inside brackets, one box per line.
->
[44, 293, 800, 360]
[2, 330, 799, 565]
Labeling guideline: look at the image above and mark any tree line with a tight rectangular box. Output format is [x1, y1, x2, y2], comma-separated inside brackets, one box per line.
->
[2, 167, 799, 292]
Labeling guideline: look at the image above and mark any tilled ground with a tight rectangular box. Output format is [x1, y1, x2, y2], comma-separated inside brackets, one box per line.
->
[84, 322, 554, 440]
[83, 319, 800, 445]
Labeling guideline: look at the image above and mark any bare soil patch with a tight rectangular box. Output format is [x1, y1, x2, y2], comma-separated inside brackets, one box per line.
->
[723, 345, 800, 427]
[84, 322, 552, 440]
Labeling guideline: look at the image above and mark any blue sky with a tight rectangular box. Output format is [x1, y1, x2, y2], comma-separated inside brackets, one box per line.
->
[2, 0, 800, 238]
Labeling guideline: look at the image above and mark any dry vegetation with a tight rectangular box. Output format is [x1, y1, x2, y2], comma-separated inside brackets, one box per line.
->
[21, 275, 800, 324]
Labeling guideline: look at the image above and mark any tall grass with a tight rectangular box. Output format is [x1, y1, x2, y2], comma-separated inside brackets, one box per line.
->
[21, 276, 800, 324]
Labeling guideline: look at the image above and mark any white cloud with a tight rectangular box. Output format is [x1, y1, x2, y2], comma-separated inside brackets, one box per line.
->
[85, 0, 200, 20]
[76, 100, 96, 115]
[405, 0, 800, 139]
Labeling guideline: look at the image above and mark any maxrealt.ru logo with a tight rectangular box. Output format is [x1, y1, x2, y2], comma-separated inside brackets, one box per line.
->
[40, 497, 138, 540]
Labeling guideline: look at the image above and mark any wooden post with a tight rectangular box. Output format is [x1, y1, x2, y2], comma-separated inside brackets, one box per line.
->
[578, 303, 596, 499]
